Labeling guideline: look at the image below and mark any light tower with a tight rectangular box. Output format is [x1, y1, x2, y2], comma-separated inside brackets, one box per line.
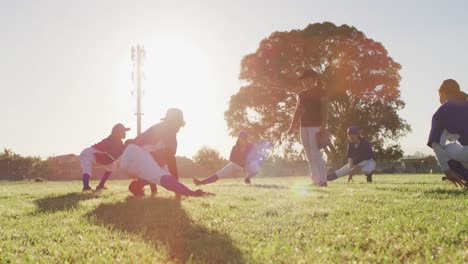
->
[131, 45, 146, 136]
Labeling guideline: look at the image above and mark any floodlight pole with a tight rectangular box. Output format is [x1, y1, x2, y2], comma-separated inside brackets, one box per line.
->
[131, 45, 145, 136]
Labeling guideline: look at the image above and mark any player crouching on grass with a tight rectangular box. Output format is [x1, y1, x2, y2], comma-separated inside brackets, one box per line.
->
[427, 79, 468, 189]
[120, 108, 210, 197]
[193, 131, 265, 185]
[80, 123, 130, 192]
[327, 126, 376, 183]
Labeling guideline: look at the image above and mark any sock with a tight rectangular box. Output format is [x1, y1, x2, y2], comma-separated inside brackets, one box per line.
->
[160, 175, 195, 196]
[327, 173, 338, 182]
[200, 174, 220, 185]
[150, 184, 157, 194]
[97, 171, 111, 187]
[82, 173, 90, 188]
[366, 173, 373, 182]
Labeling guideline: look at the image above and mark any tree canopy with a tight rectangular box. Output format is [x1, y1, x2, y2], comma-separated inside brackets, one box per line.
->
[225, 22, 410, 163]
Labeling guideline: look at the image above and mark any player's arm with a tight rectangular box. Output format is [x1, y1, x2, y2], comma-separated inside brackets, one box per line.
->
[165, 135, 179, 179]
[427, 107, 445, 148]
[320, 96, 329, 133]
[288, 95, 304, 133]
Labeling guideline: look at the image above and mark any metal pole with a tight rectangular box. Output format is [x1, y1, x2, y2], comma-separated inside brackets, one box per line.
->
[136, 45, 142, 136]
[132, 45, 145, 136]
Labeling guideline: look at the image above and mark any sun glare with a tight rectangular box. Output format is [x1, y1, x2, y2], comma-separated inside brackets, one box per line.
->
[137, 39, 226, 156]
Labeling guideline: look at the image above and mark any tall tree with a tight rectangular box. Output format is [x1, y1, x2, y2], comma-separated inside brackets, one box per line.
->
[225, 22, 410, 163]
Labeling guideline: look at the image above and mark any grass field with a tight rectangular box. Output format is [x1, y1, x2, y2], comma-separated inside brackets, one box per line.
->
[0, 175, 467, 263]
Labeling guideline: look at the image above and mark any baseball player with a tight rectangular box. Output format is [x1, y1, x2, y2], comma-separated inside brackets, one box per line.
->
[288, 69, 329, 187]
[120, 108, 210, 197]
[327, 126, 376, 183]
[80, 123, 130, 191]
[427, 79, 468, 188]
[192, 131, 267, 185]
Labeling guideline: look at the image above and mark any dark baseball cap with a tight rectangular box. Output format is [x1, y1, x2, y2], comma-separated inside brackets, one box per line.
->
[347, 126, 360, 135]
[161, 108, 185, 126]
[298, 69, 319, 80]
[112, 123, 131, 133]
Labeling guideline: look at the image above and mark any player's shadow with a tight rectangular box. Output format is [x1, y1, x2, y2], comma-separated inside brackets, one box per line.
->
[34, 192, 99, 213]
[222, 183, 289, 190]
[87, 197, 245, 263]
[422, 188, 468, 196]
[375, 187, 467, 197]
[251, 184, 289, 190]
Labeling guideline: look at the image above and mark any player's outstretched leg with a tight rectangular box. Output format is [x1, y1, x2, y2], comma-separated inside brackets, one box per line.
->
[193, 174, 220, 186]
[96, 171, 111, 191]
[327, 164, 351, 182]
[160, 175, 210, 197]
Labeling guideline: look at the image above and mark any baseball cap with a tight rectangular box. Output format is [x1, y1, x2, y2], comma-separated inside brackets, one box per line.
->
[161, 108, 185, 126]
[347, 126, 360, 135]
[112, 123, 131, 133]
[298, 69, 319, 80]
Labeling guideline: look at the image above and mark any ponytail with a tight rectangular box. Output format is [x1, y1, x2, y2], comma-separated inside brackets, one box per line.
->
[458, 91, 468, 100]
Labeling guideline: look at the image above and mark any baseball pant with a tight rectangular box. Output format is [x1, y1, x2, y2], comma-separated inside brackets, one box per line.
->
[335, 159, 376, 177]
[80, 147, 116, 176]
[120, 144, 170, 185]
[300, 127, 327, 185]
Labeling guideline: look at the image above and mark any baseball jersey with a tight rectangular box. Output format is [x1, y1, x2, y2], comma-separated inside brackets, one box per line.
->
[128, 121, 179, 178]
[229, 142, 254, 168]
[347, 138, 375, 165]
[298, 88, 327, 127]
[92, 135, 124, 165]
[427, 99, 468, 147]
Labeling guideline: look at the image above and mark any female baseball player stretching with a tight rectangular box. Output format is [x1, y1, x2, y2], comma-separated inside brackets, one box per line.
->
[192, 131, 266, 185]
[80, 123, 130, 191]
[288, 69, 329, 187]
[427, 79, 468, 188]
[327, 126, 376, 183]
[120, 108, 209, 197]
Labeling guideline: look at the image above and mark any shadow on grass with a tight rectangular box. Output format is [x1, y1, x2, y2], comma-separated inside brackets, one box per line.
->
[422, 188, 467, 196]
[222, 183, 289, 190]
[375, 186, 467, 196]
[34, 192, 99, 213]
[88, 197, 245, 263]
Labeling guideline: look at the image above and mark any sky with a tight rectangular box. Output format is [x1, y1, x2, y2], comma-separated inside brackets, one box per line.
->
[1, 0, 467, 159]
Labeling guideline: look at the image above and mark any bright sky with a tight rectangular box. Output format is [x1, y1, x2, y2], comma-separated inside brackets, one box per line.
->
[1, 0, 467, 159]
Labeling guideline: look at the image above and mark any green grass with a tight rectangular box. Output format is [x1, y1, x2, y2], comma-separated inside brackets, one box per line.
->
[0, 175, 467, 263]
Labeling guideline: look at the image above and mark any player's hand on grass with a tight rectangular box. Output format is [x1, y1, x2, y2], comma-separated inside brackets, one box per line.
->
[192, 189, 215, 197]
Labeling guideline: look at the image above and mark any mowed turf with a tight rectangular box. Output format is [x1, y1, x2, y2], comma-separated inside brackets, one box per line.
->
[0, 175, 467, 263]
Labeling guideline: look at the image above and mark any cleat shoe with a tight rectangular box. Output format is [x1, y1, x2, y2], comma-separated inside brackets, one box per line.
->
[192, 178, 203, 186]
[95, 185, 108, 191]
[448, 160, 468, 181]
[82, 186, 94, 192]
